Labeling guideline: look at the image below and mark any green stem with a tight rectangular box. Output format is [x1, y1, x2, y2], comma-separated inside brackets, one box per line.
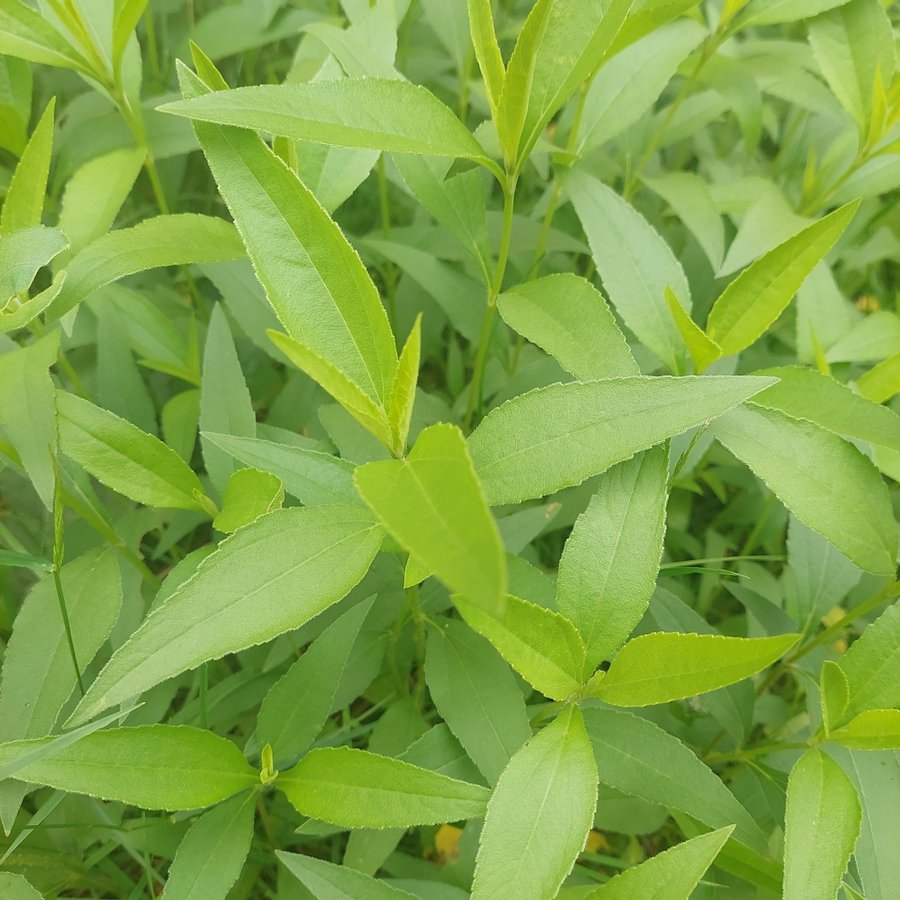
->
[52, 475, 85, 697]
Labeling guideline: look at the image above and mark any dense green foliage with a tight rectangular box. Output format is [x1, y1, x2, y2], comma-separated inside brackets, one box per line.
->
[1, 0, 899, 897]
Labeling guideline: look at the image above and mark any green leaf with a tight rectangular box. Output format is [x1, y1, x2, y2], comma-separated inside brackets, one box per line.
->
[0, 97, 53, 233]
[56, 391, 210, 512]
[583, 707, 768, 851]
[708, 403, 897, 574]
[497, 274, 638, 381]
[112, 0, 149, 71]
[566, 169, 691, 372]
[705, 202, 859, 356]
[740, 0, 850, 25]
[213, 467, 284, 533]
[278, 747, 490, 828]
[472, 706, 598, 900]
[0, 873, 42, 900]
[0, 224, 68, 301]
[783, 749, 861, 900]
[665, 285, 722, 373]
[0, 725, 257, 810]
[820, 660, 850, 735]
[469, 375, 775, 505]
[0, 273, 65, 334]
[453, 593, 587, 700]
[0, 0, 91, 72]
[354, 424, 506, 615]
[388, 314, 421, 456]
[68, 506, 382, 726]
[277, 851, 417, 899]
[47, 214, 245, 322]
[593, 632, 798, 706]
[162, 791, 256, 900]
[585, 827, 733, 898]
[467, 0, 505, 116]
[830, 710, 900, 750]
[425, 618, 532, 785]
[161, 77, 490, 164]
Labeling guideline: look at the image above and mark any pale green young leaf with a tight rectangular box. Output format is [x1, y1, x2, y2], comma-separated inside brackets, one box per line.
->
[56, 391, 210, 512]
[467, 0, 505, 116]
[706, 202, 859, 356]
[162, 791, 255, 900]
[593, 632, 799, 707]
[0, 224, 68, 301]
[46, 214, 245, 322]
[0, 0, 91, 72]
[388, 314, 421, 456]
[566, 169, 691, 372]
[468, 375, 775, 505]
[278, 851, 417, 899]
[665, 285, 722, 373]
[0, 97, 53, 233]
[585, 827, 733, 898]
[783, 749, 861, 900]
[821, 660, 850, 735]
[213, 468, 284, 533]
[258, 597, 373, 767]
[354, 424, 506, 615]
[278, 747, 490, 827]
[425, 619, 531, 785]
[708, 404, 897, 574]
[202, 432, 358, 507]
[68, 506, 382, 726]
[557, 446, 668, 669]
[0, 873, 42, 899]
[112, 0, 148, 70]
[830, 710, 900, 750]
[0, 273, 65, 334]
[453, 593, 587, 699]
[497, 274, 638, 381]
[472, 706, 598, 900]
[583, 707, 768, 851]
[0, 332, 58, 509]
[0, 725, 257, 810]
[856, 354, 900, 404]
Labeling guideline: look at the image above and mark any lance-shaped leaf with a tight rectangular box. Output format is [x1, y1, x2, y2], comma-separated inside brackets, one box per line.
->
[467, 0, 505, 116]
[46, 214, 244, 321]
[592, 632, 798, 706]
[354, 424, 506, 615]
[68, 506, 382, 726]
[557, 446, 668, 669]
[0, 97, 53, 233]
[830, 710, 900, 751]
[388, 314, 422, 455]
[783, 750, 861, 900]
[278, 747, 490, 827]
[586, 827, 733, 898]
[0, 225, 67, 301]
[706, 202, 859, 356]
[468, 375, 775, 505]
[0, 0, 92, 72]
[472, 706, 598, 899]
[497, 274, 638, 381]
[709, 403, 897, 574]
[278, 851, 417, 898]
[665, 286, 722, 373]
[0, 726, 257, 810]
[174, 64, 398, 409]
[57, 391, 210, 512]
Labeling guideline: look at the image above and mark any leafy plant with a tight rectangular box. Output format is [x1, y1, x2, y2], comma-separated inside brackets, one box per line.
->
[0, 0, 898, 897]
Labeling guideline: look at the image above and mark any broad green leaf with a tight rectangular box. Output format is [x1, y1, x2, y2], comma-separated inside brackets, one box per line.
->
[753, 366, 900, 451]
[68, 506, 383, 726]
[566, 169, 691, 372]
[708, 404, 897, 574]
[47, 214, 245, 322]
[200, 304, 256, 496]
[258, 598, 373, 766]
[836, 602, 900, 725]
[161, 78, 490, 164]
[467, 0, 505, 115]
[0, 224, 67, 301]
[213, 467, 284, 533]
[176, 65, 398, 409]
[469, 375, 775, 505]
[497, 274, 638, 381]
[783, 750, 861, 900]
[278, 747, 490, 827]
[665, 285, 722, 373]
[0, 873, 42, 899]
[354, 424, 506, 615]
[472, 706, 598, 900]
[706, 202, 859, 356]
[425, 619, 531, 785]
[162, 791, 255, 900]
[583, 707, 768, 851]
[0, 332, 58, 508]
[454, 594, 587, 700]
[857, 354, 900, 404]
[0, 97, 53, 233]
[0, 0, 91, 72]
[830, 710, 900, 750]
[585, 827, 733, 898]
[557, 446, 668, 669]
[278, 851, 417, 899]
[202, 432, 358, 506]
[0, 725, 257, 810]
[593, 632, 798, 706]
[388, 314, 421, 455]
[56, 391, 210, 512]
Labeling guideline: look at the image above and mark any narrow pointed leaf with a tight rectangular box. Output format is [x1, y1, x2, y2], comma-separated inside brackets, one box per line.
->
[467, 0, 505, 114]
[388, 314, 421, 455]
[665, 285, 722, 373]
[0, 97, 53, 233]
[278, 851, 417, 898]
[0, 0, 91, 72]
